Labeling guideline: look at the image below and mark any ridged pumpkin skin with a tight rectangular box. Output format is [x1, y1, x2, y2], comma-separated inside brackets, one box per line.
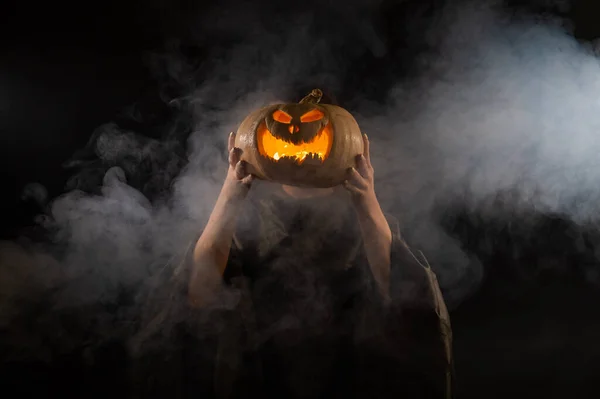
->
[234, 90, 364, 188]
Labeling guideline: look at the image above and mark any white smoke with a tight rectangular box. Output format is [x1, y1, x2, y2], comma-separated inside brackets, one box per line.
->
[2, 0, 600, 360]
[356, 2, 600, 302]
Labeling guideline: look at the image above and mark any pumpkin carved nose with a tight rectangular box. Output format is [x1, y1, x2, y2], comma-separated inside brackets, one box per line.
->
[289, 124, 300, 134]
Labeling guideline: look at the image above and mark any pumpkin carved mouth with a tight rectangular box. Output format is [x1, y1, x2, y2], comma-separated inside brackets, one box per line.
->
[257, 121, 333, 165]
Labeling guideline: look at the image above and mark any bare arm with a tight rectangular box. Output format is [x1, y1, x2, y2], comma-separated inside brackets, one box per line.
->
[345, 134, 453, 398]
[354, 196, 393, 299]
[188, 132, 253, 308]
[344, 134, 392, 299]
[344, 134, 437, 304]
[355, 195, 443, 309]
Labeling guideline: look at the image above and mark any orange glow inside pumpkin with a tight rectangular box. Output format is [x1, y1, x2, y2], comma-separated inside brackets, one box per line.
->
[257, 122, 333, 165]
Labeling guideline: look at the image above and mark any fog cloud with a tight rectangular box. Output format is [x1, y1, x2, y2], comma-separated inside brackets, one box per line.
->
[3, 0, 600, 368]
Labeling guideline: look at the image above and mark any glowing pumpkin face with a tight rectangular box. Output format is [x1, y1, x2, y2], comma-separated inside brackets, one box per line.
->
[259, 103, 333, 165]
[235, 89, 364, 188]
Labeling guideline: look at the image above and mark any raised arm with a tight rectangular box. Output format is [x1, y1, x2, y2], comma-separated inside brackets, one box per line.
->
[343, 134, 392, 300]
[344, 134, 453, 398]
[188, 132, 253, 308]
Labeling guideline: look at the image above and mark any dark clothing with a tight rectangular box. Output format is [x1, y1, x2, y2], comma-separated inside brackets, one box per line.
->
[132, 187, 453, 399]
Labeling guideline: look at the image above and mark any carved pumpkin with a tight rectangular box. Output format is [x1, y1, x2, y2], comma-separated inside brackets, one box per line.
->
[234, 89, 364, 188]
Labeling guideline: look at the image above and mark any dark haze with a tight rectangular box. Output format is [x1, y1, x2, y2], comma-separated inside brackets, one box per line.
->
[2, 0, 600, 397]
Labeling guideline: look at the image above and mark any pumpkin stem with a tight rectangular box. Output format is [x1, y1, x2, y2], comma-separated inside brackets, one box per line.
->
[299, 88, 323, 104]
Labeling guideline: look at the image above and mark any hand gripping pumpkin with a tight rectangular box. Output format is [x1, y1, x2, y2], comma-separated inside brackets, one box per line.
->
[234, 89, 364, 188]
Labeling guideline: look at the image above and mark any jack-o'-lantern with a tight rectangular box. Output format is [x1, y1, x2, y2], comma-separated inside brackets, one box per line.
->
[235, 89, 364, 188]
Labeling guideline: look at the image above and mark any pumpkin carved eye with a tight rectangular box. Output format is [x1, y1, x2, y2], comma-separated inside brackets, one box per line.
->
[272, 110, 292, 124]
[300, 109, 324, 123]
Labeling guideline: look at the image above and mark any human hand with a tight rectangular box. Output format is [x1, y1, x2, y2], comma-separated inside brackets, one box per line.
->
[343, 134, 379, 210]
[220, 132, 254, 201]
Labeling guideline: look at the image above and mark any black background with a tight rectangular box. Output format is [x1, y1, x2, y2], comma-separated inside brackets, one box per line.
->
[2, 0, 600, 398]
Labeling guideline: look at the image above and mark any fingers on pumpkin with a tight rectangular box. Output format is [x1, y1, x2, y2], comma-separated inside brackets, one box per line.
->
[228, 132, 236, 152]
[347, 167, 367, 189]
[229, 147, 243, 168]
[343, 180, 361, 195]
[362, 134, 371, 165]
[235, 160, 250, 180]
[240, 174, 254, 187]
[355, 154, 370, 177]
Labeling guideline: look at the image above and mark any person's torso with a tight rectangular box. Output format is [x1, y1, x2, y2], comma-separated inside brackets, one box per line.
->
[229, 186, 369, 397]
